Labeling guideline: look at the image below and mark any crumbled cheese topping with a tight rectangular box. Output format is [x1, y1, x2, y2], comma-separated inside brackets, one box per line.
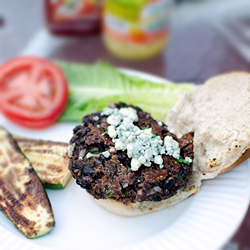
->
[101, 107, 186, 171]
[164, 136, 180, 159]
[93, 115, 99, 121]
[101, 107, 116, 116]
[107, 126, 117, 138]
[158, 121, 163, 126]
[102, 151, 110, 158]
[185, 156, 192, 163]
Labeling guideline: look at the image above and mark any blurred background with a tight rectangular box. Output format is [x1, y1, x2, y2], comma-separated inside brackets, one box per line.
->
[1, 0, 250, 85]
[0, 0, 250, 249]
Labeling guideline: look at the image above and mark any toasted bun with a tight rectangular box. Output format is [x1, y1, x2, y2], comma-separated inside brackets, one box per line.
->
[90, 171, 202, 216]
[166, 72, 250, 179]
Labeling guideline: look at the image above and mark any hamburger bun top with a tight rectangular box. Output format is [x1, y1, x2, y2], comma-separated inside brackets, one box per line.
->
[166, 72, 250, 179]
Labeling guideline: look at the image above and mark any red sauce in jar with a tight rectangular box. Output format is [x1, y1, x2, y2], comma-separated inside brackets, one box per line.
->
[44, 0, 102, 35]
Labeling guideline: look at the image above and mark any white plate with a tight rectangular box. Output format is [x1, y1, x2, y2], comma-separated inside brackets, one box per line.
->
[0, 70, 249, 250]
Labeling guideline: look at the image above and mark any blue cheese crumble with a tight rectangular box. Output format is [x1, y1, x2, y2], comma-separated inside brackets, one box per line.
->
[93, 115, 99, 121]
[164, 136, 180, 159]
[102, 151, 110, 158]
[101, 107, 184, 171]
[158, 121, 163, 126]
[185, 156, 192, 163]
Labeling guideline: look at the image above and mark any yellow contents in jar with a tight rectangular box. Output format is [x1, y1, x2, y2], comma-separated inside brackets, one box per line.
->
[103, 0, 173, 60]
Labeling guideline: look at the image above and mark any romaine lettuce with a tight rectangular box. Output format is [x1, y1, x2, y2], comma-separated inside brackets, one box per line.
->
[56, 61, 194, 122]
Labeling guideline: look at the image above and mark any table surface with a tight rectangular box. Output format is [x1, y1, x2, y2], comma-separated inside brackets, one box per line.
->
[1, 0, 250, 249]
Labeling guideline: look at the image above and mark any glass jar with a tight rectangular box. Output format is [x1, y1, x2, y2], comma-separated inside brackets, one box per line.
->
[103, 0, 174, 60]
[45, 0, 103, 35]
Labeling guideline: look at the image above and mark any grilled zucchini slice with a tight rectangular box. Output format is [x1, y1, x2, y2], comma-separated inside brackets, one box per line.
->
[0, 127, 55, 238]
[14, 136, 71, 189]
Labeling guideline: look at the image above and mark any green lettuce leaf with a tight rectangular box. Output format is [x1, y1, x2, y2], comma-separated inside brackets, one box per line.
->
[55, 61, 194, 122]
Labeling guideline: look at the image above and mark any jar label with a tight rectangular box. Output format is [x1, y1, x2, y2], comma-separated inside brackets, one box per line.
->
[49, 0, 102, 22]
[103, 0, 173, 44]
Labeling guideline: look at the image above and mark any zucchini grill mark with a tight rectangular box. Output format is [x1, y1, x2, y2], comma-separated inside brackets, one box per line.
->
[14, 137, 71, 190]
[0, 127, 55, 238]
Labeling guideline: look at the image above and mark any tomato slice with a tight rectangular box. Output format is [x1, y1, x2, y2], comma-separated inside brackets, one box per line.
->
[6, 114, 58, 130]
[0, 57, 68, 129]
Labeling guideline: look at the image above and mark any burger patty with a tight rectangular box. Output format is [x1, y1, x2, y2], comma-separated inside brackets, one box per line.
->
[68, 103, 194, 205]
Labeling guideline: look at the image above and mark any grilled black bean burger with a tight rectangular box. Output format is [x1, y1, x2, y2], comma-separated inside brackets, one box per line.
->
[68, 103, 198, 216]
